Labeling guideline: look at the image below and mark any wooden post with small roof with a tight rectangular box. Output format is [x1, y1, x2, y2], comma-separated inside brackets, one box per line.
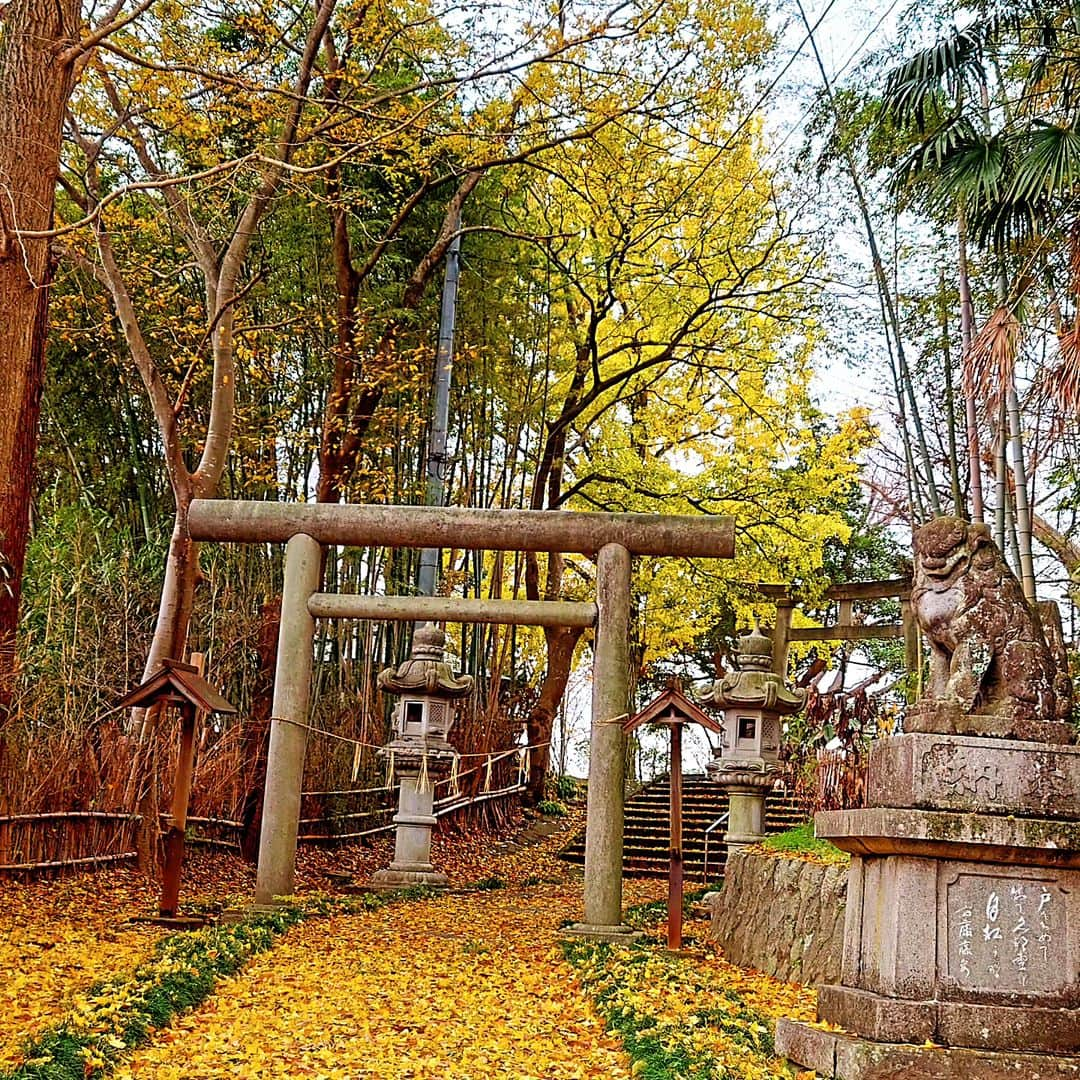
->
[623, 685, 722, 951]
[118, 658, 236, 921]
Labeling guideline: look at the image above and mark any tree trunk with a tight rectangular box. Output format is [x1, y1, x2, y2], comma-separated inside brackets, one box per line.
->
[957, 211, 984, 521]
[318, 176, 480, 502]
[0, 0, 79, 711]
[524, 624, 584, 802]
[136, 506, 201, 734]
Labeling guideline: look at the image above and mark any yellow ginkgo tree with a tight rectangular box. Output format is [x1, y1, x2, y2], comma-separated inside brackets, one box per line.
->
[470, 90, 877, 795]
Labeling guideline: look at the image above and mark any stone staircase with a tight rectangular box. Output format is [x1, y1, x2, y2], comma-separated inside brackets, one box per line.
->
[560, 774, 808, 880]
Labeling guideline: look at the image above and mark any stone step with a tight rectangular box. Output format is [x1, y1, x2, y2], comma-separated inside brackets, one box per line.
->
[556, 774, 809, 877]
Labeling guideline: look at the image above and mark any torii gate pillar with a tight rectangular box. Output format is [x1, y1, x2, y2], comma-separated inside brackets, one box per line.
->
[255, 532, 321, 905]
[566, 542, 638, 941]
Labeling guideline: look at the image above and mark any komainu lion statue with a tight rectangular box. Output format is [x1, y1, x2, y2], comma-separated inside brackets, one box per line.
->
[911, 516, 1072, 727]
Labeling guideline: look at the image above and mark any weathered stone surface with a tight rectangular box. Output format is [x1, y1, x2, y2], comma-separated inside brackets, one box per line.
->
[778, 1020, 1080, 1079]
[707, 849, 847, 986]
[868, 733, 1080, 818]
[910, 517, 1072, 733]
[841, 854, 937, 999]
[562, 922, 641, 943]
[905, 700, 1074, 745]
[835, 853, 1080, 1008]
[775, 1019, 840, 1076]
[816, 986, 1080, 1053]
[817, 984, 935, 1043]
[938, 867, 1077, 1003]
[816, 807, 1080, 868]
[937, 1001, 1080, 1054]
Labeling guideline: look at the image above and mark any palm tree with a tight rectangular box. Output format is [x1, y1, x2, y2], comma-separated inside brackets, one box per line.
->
[879, 1, 1080, 604]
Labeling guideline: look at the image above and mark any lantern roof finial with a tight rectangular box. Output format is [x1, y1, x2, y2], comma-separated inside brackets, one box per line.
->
[377, 622, 474, 699]
[702, 626, 805, 714]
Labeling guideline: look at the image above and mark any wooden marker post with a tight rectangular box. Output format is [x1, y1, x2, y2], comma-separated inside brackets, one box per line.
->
[623, 685, 721, 952]
[160, 654, 204, 918]
[116, 657, 236, 923]
[667, 720, 684, 950]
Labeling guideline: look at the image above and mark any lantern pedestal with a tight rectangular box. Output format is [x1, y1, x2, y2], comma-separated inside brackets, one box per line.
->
[371, 766, 449, 890]
[714, 767, 777, 852]
[702, 626, 805, 855]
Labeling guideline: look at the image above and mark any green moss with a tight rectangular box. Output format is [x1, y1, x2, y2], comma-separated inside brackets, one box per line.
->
[759, 823, 848, 865]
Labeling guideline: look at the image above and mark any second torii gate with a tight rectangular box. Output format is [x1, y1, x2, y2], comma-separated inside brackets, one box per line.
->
[188, 499, 734, 940]
[760, 577, 918, 695]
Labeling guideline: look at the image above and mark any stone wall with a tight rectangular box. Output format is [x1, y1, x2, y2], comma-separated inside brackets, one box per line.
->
[707, 849, 848, 986]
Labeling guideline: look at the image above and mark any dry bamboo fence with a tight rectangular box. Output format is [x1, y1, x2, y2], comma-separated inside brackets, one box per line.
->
[0, 811, 141, 875]
[0, 783, 525, 877]
[811, 748, 868, 811]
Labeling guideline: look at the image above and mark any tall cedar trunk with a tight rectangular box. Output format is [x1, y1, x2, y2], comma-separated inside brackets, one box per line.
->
[0, 0, 79, 711]
[524, 624, 583, 801]
[240, 597, 280, 862]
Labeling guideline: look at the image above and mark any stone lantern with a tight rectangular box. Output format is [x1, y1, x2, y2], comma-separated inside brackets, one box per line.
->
[371, 623, 473, 890]
[702, 626, 805, 852]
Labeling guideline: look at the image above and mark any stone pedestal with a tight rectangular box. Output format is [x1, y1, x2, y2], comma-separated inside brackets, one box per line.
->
[714, 768, 775, 852]
[370, 770, 448, 890]
[777, 719, 1080, 1078]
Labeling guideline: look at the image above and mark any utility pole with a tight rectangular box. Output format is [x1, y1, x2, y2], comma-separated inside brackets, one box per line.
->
[416, 210, 462, 599]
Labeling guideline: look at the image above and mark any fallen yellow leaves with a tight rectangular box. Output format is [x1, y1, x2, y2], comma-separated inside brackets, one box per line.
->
[0, 871, 164, 1068]
[117, 885, 632, 1080]
[567, 931, 816, 1080]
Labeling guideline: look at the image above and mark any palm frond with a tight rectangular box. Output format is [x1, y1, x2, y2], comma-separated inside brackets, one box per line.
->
[882, 27, 988, 129]
[891, 114, 981, 192]
[1007, 121, 1080, 204]
[1032, 324, 1080, 416]
[967, 305, 1022, 400]
[935, 132, 1010, 209]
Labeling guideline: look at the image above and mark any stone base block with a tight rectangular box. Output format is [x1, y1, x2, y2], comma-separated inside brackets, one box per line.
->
[562, 922, 642, 944]
[817, 985, 1080, 1054]
[135, 914, 207, 930]
[219, 902, 296, 924]
[817, 985, 935, 1044]
[904, 700, 1073, 746]
[777, 1019, 1080, 1079]
[369, 867, 449, 891]
[868, 733, 1080, 818]
[815, 807, 1080, 868]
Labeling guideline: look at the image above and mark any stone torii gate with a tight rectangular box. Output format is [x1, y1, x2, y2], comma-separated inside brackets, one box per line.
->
[187, 499, 734, 938]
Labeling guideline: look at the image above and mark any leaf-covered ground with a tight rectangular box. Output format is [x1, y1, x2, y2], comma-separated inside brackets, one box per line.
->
[3, 809, 818, 1079]
[0, 873, 164, 1069]
[117, 885, 633, 1080]
[0, 809, 576, 1066]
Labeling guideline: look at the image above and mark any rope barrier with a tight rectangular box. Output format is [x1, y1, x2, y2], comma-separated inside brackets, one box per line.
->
[272, 712, 550, 797]
[269, 714, 548, 759]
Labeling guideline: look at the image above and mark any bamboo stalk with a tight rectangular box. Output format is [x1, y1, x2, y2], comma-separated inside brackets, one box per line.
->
[0, 851, 138, 872]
